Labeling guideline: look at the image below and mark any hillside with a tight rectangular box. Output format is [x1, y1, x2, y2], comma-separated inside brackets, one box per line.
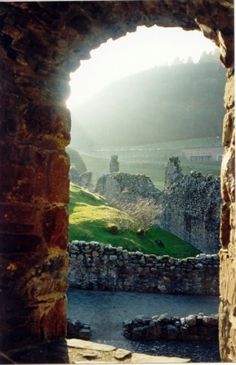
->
[69, 183, 199, 258]
[70, 59, 225, 149]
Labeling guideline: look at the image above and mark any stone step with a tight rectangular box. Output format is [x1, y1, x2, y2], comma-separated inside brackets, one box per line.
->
[8, 338, 191, 363]
[67, 338, 191, 363]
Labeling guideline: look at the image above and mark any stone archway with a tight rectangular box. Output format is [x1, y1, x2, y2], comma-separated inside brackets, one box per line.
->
[0, 1, 234, 361]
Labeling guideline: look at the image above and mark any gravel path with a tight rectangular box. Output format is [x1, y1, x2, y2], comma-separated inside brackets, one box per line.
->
[67, 289, 219, 362]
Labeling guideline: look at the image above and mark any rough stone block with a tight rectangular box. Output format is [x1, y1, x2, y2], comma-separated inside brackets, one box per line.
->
[0, 233, 41, 253]
[42, 206, 68, 249]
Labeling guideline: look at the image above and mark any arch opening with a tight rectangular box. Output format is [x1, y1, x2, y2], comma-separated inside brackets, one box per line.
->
[66, 27, 223, 359]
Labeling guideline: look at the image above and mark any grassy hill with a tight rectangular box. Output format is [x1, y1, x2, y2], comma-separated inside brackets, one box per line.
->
[69, 183, 200, 258]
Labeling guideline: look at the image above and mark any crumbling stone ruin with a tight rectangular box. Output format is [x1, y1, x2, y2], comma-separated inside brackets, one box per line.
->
[123, 313, 218, 342]
[67, 147, 93, 188]
[0, 1, 234, 362]
[95, 158, 221, 253]
[95, 172, 160, 205]
[165, 156, 183, 187]
[155, 157, 221, 253]
[109, 155, 120, 173]
[78, 171, 93, 189]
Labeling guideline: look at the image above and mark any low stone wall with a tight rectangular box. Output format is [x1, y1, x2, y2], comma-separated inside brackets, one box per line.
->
[123, 313, 218, 342]
[68, 241, 219, 295]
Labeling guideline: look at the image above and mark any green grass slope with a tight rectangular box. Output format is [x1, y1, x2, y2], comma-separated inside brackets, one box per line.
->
[69, 183, 200, 258]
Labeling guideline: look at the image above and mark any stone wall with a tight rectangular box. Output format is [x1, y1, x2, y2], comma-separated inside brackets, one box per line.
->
[123, 313, 218, 342]
[68, 241, 219, 295]
[156, 158, 221, 253]
[95, 172, 160, 205]
[0, 0, 234, 360]
[219, 64, 235, 361]
[95, 160, 221, 254]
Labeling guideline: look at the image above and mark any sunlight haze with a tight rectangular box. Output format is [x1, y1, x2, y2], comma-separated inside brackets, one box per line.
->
[67, 26, 217, 109]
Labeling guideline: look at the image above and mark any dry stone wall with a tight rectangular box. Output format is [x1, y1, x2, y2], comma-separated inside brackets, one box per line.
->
[68, 241, 219, 296]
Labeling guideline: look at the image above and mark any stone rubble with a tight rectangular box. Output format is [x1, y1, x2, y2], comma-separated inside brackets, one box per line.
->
[67, 319, 92, 340]
[123, 313, 218, 342]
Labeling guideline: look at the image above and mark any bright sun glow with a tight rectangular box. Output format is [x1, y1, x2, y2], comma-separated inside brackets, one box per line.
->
[67, 26, 217, 109]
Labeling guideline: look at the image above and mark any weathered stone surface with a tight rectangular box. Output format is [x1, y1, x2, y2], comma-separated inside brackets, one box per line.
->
[114, 348, 131, 360]
[82, 350, 99, 360]
[123, 313, 218, 342]
[67, 319, 92, 340]
[0, 0, 234, 360]
[95, 172, 160, 205]
[95, 157, 221, 253]
[5, 338, 191, 363]
[76, 171, 93, 189]
[155, 157, 221, 253]
[109, 155, 119, 173]
[67, 339, 116, 352]
[131, 353, 190, 363]
[68, 241, 219, 295]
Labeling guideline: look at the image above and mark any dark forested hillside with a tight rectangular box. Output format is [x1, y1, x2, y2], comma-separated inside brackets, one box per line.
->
[70, 58, 226, 149]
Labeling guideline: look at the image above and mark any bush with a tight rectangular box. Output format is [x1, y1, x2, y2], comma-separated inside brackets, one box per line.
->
[106, 224, 119, 234]
[137, 228, 145, 237]
[111, 197, 158, 231]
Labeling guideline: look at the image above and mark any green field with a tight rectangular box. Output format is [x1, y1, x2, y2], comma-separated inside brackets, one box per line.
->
[69, 183, 200, 258]
[79, 137, 221, 190]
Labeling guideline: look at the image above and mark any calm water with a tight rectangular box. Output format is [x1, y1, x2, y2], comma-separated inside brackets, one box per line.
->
[68, 289, 218, 342]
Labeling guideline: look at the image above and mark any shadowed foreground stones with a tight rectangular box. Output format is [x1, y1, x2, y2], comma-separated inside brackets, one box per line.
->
[7, 339, 190, 363]
[67, 319, 91, 340]
[123, 313, 218, 342]
[66, 339, 191, 363]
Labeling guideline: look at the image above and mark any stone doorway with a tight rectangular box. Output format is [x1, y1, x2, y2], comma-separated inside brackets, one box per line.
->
[0, 1, 234, 362]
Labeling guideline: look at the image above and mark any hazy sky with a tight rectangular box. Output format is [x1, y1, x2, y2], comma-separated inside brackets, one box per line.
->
[67, 26, 217, 109]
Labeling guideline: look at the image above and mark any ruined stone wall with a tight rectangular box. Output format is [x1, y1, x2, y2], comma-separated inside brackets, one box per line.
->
[95, 172, 160, 205]
[68, 241, 219, 295]
[156, 159, 221, 253]
[0, 0, 234, 360]
[123, 313, 218, 342]
[96, 162, 221, 254]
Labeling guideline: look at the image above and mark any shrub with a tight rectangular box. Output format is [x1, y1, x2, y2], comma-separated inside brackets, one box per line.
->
[111, 197, 158, 231]
[137, 228, 145, 237]
[106, 224, 119, 234]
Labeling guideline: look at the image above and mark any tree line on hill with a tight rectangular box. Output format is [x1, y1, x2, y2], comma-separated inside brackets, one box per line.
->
[70, 51, 226, 149]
